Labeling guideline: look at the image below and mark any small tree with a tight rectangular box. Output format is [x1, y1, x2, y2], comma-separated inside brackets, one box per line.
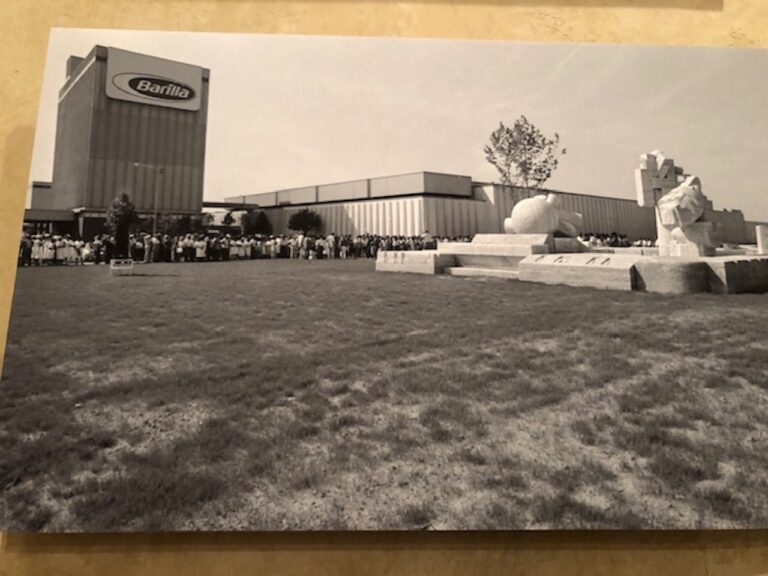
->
[222, 211, 236, 227]
[241, 210, 273, 235]
[288, 208, 322, 234]
[105, 193, 138, 258]
[484, 116, 566, 190]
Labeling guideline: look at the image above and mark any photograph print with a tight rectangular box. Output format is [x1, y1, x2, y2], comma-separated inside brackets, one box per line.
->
[3, 28, 768, 532]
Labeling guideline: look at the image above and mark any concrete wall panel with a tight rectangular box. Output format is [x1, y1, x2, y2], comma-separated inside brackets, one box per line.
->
[318, 180, 368, 202]
[423, 173, 472, 197]
[276, 186, 316, 205]
[369, 173, 424, 199]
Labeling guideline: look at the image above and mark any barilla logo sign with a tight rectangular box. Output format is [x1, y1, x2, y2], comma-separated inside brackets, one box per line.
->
[112, 73, 196, 102]
[105, 48, 203, 111]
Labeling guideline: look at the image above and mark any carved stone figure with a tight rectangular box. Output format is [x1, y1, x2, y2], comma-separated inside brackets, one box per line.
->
[657, 176, 707, 228]
[635, 151, 718, 257]
[504, 193, 583, 237]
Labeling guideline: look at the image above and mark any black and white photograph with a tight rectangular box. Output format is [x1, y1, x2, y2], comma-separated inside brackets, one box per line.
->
[3, 27, 768, 532]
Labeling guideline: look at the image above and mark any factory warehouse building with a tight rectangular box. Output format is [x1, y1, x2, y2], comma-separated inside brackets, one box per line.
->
[26, 46, 763, 245]
[26, 45, 210, 238]
[224, 171, 763, 245]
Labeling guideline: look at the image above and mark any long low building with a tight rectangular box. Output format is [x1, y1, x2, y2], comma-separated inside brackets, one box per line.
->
[224, 171, 761, 243]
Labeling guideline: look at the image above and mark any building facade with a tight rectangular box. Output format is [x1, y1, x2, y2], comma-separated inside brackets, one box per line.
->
[225, 171, 760, 244]
[26, 45, 761, 245]
[27, 45, 209, 238]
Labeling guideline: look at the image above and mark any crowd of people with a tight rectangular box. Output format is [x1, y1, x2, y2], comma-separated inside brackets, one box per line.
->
[17, 231, 468, 266]
[126, 232, 452, 263]
[18, 230, 657, 267]
[578, 232, 655, 248]
[18, 233, 89, 266]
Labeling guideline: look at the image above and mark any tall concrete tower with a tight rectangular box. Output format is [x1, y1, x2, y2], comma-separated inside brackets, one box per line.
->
[41, 45, 209, 237]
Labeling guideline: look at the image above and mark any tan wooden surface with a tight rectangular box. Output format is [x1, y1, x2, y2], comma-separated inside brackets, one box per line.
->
[1, 1, 767, 574]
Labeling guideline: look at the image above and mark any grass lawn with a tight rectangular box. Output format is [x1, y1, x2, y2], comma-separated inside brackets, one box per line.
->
[2, 258, 767, 531]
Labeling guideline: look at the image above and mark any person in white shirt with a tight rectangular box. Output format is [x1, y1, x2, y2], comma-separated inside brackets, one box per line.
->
[73, 238, 84, 265]
[60, 236, 72, 265]
[314, 237, 324, 259]
[53, 236, 66, 265]
[195, 236, 207, 261]
[42, 236, 55, 265]
[81, 242, 93, 263]
[31, 235, 43, 266]
[325, 233, 335, 259]
[419, 230, 434, 250]
[150, 235, 161, 263]
[143, 234, 152, 264]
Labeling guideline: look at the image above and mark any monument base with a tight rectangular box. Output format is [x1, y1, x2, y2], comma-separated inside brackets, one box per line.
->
[375, 251, 455, 275]
[706, 256, 768, 294]
[437, 234, 553, 271]
[444, 266, 520, 280]
[633, 259, 710, 294]
[518, 253, 643, 291]
[658, 221, 717, 258]
[375, 235, 768, 295]
[520, 254, 768, 294]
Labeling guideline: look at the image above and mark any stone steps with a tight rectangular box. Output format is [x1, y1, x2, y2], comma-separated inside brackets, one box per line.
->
[450, 254, 526, 269]
[444, 267, 520, 279]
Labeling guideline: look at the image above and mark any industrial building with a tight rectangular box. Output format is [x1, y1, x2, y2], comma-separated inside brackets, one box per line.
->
[225, 171, 761, 244]
[26, 46, 762, 244]
[25, 45, 210, 237]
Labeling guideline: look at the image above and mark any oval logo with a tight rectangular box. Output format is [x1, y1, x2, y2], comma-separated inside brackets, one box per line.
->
[112, 73, 196, 102]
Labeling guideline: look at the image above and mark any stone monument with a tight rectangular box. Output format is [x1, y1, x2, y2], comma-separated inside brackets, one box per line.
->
[377, 156, 768, 294]
[635, 151, 718, 257]
[757, 224, 768, 255]
[503, 193, 583, 237]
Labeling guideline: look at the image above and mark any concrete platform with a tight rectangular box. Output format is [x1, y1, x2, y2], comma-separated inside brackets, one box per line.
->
[375, 251, 456, 275]
[610, 247, 660, 256]
[444, 267, 520, 279]
[460, 234, 552, 247]
[553, 237, 590, 253]
[634, 258, 710, 294]
[446, 252, 529, 269]
[706, 256, 768, 294]
[376, 237, 768, 295]
[439, 234, 551, 253]
[438, 233, 552, 270]
[518, 253, 642, 291]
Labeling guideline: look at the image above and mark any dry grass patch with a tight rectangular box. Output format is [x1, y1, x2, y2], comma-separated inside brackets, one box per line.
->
[3, 260, 768, 530]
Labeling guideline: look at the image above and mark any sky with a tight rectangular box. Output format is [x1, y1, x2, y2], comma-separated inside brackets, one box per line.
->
[30, 28, 768, 221]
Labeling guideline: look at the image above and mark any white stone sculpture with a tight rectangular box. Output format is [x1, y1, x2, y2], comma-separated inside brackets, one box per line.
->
[657, 176, 708, 229]
[757, 224, 768, 255]
[504, 193, 583, 237]
[635, 151, 718, 257]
